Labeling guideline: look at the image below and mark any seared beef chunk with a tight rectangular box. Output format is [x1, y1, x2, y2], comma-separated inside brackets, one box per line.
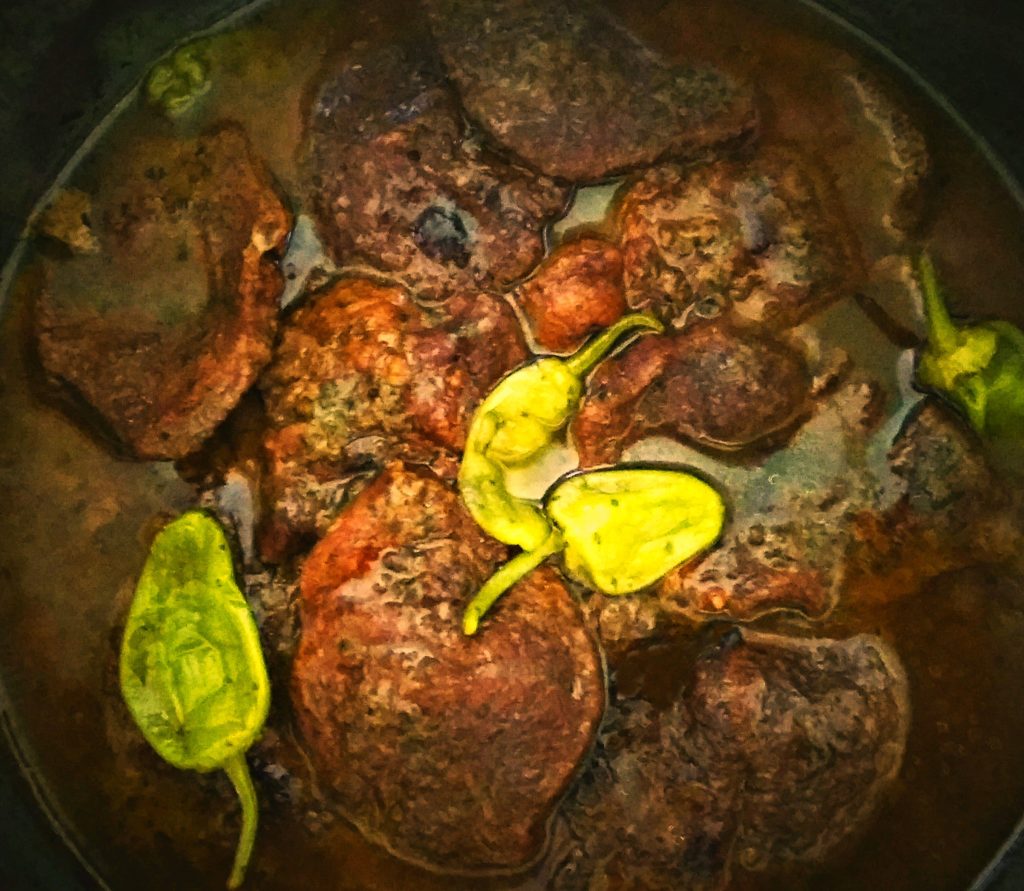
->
[258, 277, 526, 561]
[582, 378, 882, 651]
[552, 629, 908, 889]
[514, 236, 627, 353]
[550, 697, 736, 891]
[847, 400, 1023, 604]
[305, 40, 568, 298]
[583, 389, 1023, 653]
[573, 319, 812, 464]
[423, 0, 756, 182]
[35, 124, 292, 459]
[691, 630, 909, 870]
[615, 150, 857, 328]
[291, 465, 605, 873]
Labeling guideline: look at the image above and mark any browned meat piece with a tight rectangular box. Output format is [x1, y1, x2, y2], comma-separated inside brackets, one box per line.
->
[660, 514, 842, 620]
[549, 697, 736, 891]
[305, 40, 568, 299]
[689, 629, 909, 870]
[423, 0, 757, 182]
[572, 319, 812, 464]
[551, 629, 908, 888]
[34, 124, 292, 459]
[259, 277, 527, 561]
[581, 378, 883, 652]
[615, 150, 858, 329]
[588, 517, 846, 665]
[291, 464, 605, 873]
[551, 689, 742, 891]
[846, 400, 1023, 605]
[514, 236, 626, 353]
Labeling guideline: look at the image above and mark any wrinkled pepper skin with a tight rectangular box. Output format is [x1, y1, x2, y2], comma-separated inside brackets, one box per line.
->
[916, 254, 1024, 439]
[458, 410, 556, 551]
[463, 467, 725, 634]
[458, 312, 663, 551]
[119, 511, 269, 888]
[145, 44, 212, 116]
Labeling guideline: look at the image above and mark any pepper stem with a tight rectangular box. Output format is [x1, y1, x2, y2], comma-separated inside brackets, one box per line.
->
[563, 312, 664, 377]
[917, 253, 958, 354]
[462, 530, 565, 635]
[223, 752, 259, 889]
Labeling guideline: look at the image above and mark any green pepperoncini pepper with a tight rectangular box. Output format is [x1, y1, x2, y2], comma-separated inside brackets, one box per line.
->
[916, 253, 1024, 439]
[462, 468, 725, 635]
[145, 44, 212, 116]
[458, 312, 663, 552]
[119, 511, 270, 889]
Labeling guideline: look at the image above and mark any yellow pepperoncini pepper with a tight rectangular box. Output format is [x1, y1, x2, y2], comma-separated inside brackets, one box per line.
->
[462, 467, 725, 635]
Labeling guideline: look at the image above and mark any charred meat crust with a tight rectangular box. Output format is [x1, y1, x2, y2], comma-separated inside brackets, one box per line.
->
[615, 148, 861, 329]
[846, 399, 1023, 604]
[423, 0, 758, 181]
[572, 319, 813, 464]
[303, 38, 569, 298]
[35, 123, 292, 460]
[258, 276, 527, 562]
[552, 629, 909, 889]
[514, 236, 627, 353]
[291, 464, 606, 874]
[691, 629, 909, 871]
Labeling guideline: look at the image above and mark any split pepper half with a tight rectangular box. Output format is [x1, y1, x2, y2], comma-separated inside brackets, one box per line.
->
[462, 467, 726, 634]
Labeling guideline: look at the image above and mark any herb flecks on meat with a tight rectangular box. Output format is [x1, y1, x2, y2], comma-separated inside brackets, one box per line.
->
[259, 277, 526, 562]
[615, 151, 858, 330]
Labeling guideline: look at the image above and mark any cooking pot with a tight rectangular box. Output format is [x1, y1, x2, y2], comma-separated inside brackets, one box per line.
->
[1, 0, 1023, 887]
